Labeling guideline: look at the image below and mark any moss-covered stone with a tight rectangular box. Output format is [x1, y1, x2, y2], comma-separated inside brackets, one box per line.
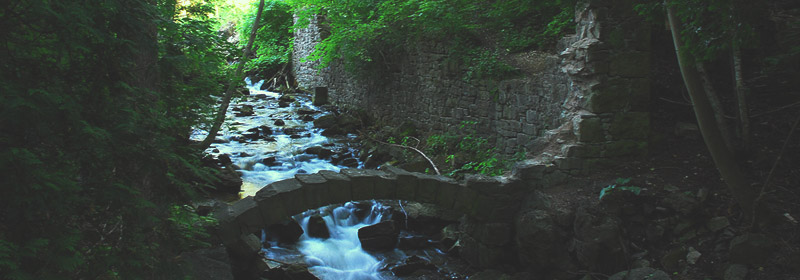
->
[576, 117, 606, 142]
[585, 78, 630, 113]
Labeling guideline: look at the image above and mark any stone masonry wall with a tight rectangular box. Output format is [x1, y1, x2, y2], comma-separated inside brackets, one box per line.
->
[292, 0, 651, 170]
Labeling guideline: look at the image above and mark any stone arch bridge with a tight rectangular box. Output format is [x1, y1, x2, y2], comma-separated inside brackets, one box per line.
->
[214, 162, 560, 268]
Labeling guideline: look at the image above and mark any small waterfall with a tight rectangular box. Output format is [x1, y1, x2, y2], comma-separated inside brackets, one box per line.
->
[295, 201, 389, 280]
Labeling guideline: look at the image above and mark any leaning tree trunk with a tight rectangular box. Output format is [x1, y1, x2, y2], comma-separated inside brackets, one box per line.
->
[665, 5, 757, 218]
[696, 62, 734, 150]
[732, 44, 751, 149]
[198, 0, 266, 151]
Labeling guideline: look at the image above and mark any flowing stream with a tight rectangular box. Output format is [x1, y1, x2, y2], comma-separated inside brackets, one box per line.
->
[194, 79, 468, 279]
[193, 78, 361, 197]
[294, 202, 387, 280]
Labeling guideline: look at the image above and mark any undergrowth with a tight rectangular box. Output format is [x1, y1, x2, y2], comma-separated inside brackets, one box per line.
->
[383, 121, 525, 178]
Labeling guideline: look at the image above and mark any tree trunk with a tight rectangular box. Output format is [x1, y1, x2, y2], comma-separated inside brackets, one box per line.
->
[665, 5, 757, 217]
[732, 44, 751, 149]
[696, 62, 733, 150]
[198, 0, 266, 151]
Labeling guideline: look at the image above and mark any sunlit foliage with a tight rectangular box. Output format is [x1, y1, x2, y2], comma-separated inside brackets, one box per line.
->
[288, 0, 576, 80]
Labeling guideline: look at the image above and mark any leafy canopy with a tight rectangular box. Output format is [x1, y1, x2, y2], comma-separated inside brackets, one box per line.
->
[0, 0, 232, 278]
[288, 0, 576, 80]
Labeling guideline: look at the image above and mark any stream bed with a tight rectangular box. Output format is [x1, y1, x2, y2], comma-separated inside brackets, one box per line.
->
[193, 78, 362, 197]
[193, 79, 472, 279]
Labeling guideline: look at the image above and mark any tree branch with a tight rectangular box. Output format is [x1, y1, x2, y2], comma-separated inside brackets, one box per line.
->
[362, 132, 440, 175]
[197, 0, 266, 151]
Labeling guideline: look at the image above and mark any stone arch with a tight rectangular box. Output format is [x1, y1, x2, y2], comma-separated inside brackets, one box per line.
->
[214, 165, 533, 268]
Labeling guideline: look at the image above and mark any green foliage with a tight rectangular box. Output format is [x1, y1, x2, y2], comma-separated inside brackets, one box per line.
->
[424, 121, 525, 177]
[0, 0, 227, 278]
[463, 49, 519, 81]
[635, 0, 760, 61]
[239, 0, 294, 72]
[288, 0, 576, 80]
[598, 178, 642, 200]
[168, 205, 219, 249]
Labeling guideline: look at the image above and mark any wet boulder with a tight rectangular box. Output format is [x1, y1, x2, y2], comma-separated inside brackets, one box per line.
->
[232, 135, 250, 143]
[306, 214, 330, 239]
[242, 131, 260, 141]
[265, 220, 304, 245]
[358, 220, 398, 251]
[320, 126, 345, 137]
[274, 119, 285, 126]
[256, 125, 273, 135]
[304, 146, 334, 159]
[278, 94, 295, 103]
[261, 264, 319, 280]
[389, 255, 436, 277]
[294, 154, 316, 162]
[261, 156, 278, 166]
[233, 105, 254, 117]
[350, 201, 374, 221]
[213, 168, 241, 195]
[397, 234, 433, 250]
[283, 127, 307, 135]
[301, 115, 314, 122]
[313, 115, 337, 129]
[217, 154, 233, 166]
[341, 158, 359, 168]
[297, 108, 316, 115]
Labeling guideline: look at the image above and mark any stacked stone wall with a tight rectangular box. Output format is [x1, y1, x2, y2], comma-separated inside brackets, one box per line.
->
[292, 0, 652, 170]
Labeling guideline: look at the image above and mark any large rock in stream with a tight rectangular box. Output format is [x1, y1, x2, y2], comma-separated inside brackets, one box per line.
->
[264, 220, 304, 245]
[389, 255, 436, 277]
[306, 214, 330, 239]
[261, 263, 319, 280]
[233, 104, 254, 117]
[358, 220, 398, 251]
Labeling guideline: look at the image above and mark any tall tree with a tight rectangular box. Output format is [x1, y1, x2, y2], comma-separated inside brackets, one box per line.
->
[198, 0, 267, 151]
[1, 0, 227, 278]
[665, 3, 758, 218]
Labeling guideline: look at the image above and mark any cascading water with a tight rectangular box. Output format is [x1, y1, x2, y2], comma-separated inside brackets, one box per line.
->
[291, 202, 388, 280]
[194, 78, 471, 279]
[191, 78, 362, 197]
